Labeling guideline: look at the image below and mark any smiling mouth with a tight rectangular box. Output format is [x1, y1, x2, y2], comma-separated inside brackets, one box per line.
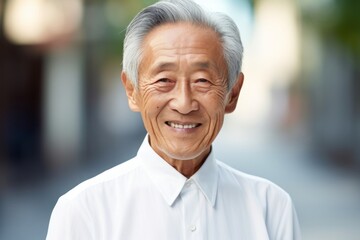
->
[165, 121, 201, 129]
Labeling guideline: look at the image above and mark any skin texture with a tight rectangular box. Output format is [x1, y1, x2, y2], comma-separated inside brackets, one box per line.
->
[122, 22, 244, 178]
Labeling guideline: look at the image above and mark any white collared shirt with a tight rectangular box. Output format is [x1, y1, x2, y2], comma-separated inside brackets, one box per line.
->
[46, 136, 301, 240]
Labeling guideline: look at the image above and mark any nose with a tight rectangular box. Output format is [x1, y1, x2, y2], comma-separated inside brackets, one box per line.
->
[169, 81, 199, 114]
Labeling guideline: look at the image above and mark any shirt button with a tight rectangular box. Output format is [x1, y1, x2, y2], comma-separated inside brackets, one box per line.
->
[190, 225, 196, 232]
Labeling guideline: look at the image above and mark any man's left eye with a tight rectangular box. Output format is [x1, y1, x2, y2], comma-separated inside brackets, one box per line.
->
[196, 78, 210, 83]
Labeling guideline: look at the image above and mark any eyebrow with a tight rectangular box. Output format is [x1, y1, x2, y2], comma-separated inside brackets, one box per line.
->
[151, 60, 211, 73]
[194, 61, 210, 69]
[152, 62, 177, 72]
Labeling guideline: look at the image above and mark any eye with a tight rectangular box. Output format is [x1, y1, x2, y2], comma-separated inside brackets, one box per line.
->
[153, 78, 175, 92]
[196, 78, 210, 84]
[156, 78, 173, 83]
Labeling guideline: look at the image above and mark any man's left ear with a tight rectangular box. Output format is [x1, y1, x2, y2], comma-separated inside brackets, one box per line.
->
[225, 72, 244, 113]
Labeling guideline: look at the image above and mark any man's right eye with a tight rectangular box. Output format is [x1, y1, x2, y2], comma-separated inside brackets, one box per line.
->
[155, 78, 176, 86]
[153, 78, 175, 91]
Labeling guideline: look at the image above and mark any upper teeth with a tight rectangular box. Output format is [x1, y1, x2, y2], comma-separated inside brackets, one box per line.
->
[169, 122, 197, 129]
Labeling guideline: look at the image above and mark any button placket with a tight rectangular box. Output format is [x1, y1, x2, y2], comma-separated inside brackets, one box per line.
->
[180, 180, 201, 238]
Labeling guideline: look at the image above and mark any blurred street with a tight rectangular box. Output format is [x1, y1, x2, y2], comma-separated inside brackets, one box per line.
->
[1, 121, 360, 240]
[216, 120, 360, 240]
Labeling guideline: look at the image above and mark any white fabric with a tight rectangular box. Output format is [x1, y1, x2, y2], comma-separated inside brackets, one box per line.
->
[46, 136, 301, 240]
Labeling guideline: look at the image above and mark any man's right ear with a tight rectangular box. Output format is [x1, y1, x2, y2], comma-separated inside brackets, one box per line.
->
[121, 71, 140, 112]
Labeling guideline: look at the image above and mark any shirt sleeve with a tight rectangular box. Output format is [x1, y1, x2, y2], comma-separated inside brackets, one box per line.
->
[266, 187, 302, 240]
[46, 196, 95, 240]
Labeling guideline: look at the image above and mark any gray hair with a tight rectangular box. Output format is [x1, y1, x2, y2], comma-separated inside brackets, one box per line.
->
[122, 0, 243, 90]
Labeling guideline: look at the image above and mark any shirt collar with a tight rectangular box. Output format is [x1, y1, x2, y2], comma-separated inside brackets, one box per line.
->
[137, 135, 218, 207]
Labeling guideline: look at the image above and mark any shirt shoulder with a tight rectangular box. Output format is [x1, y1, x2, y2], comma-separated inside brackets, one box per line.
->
[60, 157, 141, 202]
[215, 160, 301, 239]
[47, 157, 146, 239]
[216, 160, 291, 201]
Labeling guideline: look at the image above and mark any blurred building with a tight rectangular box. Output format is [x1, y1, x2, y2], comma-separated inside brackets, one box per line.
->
[300, 0, 360, 167]
[1, 0, 359, 188]
[0, 0, 147, 188]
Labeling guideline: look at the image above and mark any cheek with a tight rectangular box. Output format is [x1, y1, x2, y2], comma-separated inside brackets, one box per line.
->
[205, 91, 228, 128]
[139, 86, 162, 110]
[139, 90, 167, 126]
[205, 89, 228, 110]
[143, 97, 165, 114]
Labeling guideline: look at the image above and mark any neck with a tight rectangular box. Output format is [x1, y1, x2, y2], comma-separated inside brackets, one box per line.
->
[158, 149, 210, 178]
[147, 136, 211, 178]
[168, 158, 206, 178]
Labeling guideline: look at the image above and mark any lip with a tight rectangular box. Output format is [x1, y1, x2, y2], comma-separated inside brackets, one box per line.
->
[165, 121, 201, 130]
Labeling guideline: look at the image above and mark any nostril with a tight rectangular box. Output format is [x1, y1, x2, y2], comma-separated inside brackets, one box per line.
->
[169, 98, 198, 114]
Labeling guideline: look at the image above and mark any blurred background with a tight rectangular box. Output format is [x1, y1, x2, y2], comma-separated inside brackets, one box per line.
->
[0, 0, 359, 239]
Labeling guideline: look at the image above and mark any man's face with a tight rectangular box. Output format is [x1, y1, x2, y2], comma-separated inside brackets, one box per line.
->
[122, 23, 243, 162]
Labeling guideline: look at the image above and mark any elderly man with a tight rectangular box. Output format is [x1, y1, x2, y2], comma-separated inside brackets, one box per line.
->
[46, 0, 301, 239]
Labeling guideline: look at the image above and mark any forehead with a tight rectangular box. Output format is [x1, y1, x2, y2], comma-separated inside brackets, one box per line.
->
[144, 22, 219, 43]
[140, 22, 225, 71]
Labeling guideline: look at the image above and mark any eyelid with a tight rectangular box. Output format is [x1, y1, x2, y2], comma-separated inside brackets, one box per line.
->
[198, 78, 209, 82]
[195, 78, 211, 84]
[154, 78, 176, 86]
[157, 78, 173, 83]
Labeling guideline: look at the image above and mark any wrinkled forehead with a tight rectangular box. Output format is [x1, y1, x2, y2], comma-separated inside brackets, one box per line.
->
[138, 23, 227, 77]
[143, 21, 220, 44]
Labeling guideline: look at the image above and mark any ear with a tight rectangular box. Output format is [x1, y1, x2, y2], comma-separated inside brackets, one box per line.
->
[225, 72, 244, 113]
[121, 71, 140, 112]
